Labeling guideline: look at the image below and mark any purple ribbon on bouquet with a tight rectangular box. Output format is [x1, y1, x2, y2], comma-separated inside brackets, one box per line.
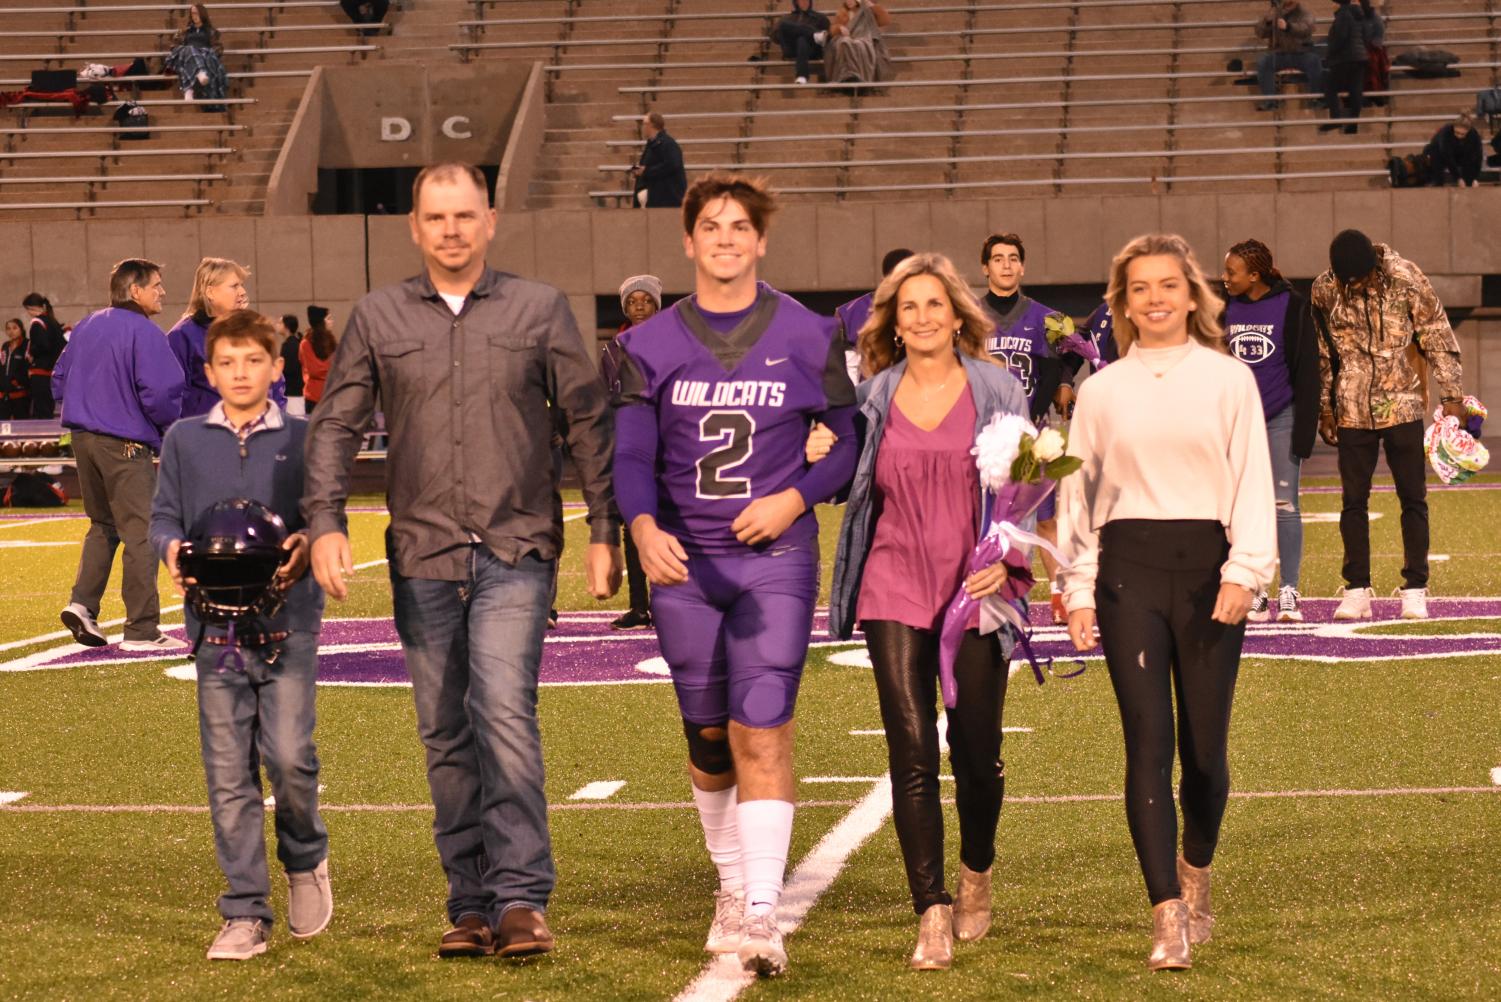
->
[936, 480, 1084, 708]
[1055, 330, 1104, 369]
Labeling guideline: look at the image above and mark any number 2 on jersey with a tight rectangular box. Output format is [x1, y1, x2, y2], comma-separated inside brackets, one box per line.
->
[696, 410, 755, 499]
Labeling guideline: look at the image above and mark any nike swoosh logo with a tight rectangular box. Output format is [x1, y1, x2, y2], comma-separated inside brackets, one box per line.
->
[765, 357, 788, 366]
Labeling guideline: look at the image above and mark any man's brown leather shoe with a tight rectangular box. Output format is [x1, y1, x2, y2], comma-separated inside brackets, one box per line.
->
[438, 914, 495, 958]
[496, 906, 554, 957]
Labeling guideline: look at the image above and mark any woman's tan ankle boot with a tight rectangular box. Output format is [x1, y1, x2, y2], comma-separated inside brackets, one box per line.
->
[910, 904, 953, 970]
[951, 864, 992, 942]
[1176, 855, 1214, 944]
[1147, 898, 1192, 971]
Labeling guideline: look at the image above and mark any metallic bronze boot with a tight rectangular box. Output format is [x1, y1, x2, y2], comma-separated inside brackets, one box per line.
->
[1147, 899, 1191, 971]
[951, 864, 992, 942]
[1176, 855, 1214, 945]
[909, 904, 953, 971]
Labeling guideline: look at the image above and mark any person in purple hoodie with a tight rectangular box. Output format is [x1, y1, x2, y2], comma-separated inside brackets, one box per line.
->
[1221, 238, 1320, 623]
[168, 257, 287, 419]
[52, 258, 187, 652]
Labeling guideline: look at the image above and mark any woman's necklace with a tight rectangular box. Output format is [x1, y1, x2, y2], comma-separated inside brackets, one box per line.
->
[908, 370, 955, 402]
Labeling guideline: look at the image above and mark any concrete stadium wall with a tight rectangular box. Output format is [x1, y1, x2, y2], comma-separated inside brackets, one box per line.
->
[1, 188, 1497, 398]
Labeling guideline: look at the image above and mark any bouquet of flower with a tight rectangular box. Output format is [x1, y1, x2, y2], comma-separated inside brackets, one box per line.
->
[1424, 396, 1489, 484]
[936, 412, 1084, 709]
[1044, 312, 1105, 368]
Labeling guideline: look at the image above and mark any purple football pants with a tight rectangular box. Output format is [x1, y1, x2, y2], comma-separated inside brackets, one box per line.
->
[651, 543, 819, 728]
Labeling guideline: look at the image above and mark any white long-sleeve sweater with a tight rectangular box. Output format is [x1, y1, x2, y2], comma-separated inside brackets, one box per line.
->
[1058, 339, 1278, 612]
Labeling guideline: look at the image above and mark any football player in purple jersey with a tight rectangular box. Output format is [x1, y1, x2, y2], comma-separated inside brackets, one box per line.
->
[979, 233, 1073, 623]
[833, 246, 914, 384]
[612, 174, 858, 977]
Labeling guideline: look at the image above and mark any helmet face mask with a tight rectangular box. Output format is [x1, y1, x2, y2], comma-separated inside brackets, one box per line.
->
[180, 499, 291, 627]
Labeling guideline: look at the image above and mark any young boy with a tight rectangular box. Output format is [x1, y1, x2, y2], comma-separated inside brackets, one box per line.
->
[150, 309, 330, 960]
[612, 174, 858, 976]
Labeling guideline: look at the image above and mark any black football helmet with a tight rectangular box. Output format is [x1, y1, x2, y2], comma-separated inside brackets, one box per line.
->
[179, 498, 291, 627]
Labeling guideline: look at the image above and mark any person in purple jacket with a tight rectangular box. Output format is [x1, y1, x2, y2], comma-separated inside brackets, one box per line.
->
[168, 257, 287, 419]
[613, 174, 858, 977]
[52, 258, 187, 652]
[1221, 239, 1320, 623]
[833, 246, 913, 383]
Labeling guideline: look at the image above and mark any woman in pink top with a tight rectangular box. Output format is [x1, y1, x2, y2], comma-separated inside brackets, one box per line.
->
[826, 253, 1030, 971]
[1059, 234, 1276, 972]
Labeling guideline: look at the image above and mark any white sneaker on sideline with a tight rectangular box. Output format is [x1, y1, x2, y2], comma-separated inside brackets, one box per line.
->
[207, 918, 268, 961]
[60, 603, 107, 647]
[1332, 586, 1374, 620]
[1398, 587, 1428, 619]
[1276, 585, 1304, 622]
[1246, 590, 1271, 623]
[812, 30, 828, 45]
[738, 910, 787, 977]
[704, 889, 744, 954]
[120, 633, 188, 652]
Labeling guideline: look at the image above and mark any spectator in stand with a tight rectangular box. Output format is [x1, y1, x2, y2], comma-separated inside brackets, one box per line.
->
[1312, 230, 1465, 622]
[53, 258, 186, 653]
[773, 0, 832, 86]
[601, 274, 663, 632]
[339, 0, 389, 26]
[299, 306, 336, 413]
[1254, 0, 1322, 111]
[166, 4, 227, 103]
[278, 314, 305, 413]
[1424, 111, 1483, 187]
[1320, 0, 1371, 134]
[21, 292, 65, 418]
[1, 319, 29, 420]
[632, 112, 687, 209]
[826, 0, 893, 85]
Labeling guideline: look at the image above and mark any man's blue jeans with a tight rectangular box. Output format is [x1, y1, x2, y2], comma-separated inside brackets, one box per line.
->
[1266, 406, 1303, 590]
[391, 545, 556, 924]
[1257, 50, 1323, 96]
[196, 629, 327, 924]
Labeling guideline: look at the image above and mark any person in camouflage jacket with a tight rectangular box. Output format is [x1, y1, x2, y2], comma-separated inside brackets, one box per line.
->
[1310, 229, 1466, 618]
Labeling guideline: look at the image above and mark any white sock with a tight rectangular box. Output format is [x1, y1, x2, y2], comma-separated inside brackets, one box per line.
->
[738, 799, 794, 917]
[692, 783, 743, 893]
[183, 87, 193, 101]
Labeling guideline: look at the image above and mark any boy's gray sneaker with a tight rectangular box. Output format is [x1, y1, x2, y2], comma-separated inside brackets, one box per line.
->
[60, 603, 107, 647]
[287, 858, 333, 939]
[207, 918, 268, 960]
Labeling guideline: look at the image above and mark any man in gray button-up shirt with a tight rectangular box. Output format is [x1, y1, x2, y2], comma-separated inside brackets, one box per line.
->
[303, 162, 620, 958]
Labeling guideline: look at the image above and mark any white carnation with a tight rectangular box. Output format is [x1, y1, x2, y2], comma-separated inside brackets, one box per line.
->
[972, 412, 1035, 492]
[1033, 427, 1066, 463]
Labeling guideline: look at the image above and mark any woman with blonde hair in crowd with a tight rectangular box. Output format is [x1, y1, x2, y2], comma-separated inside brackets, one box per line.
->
[168, 257, 286, 419]
[1060, 234, 1276, 971]
[826, 0, 893, 84]
[825, 252, 1029, 971]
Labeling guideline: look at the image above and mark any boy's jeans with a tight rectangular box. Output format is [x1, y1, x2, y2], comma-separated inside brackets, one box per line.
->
[390, 545, 556, 925]
[196, 629, 327, 924]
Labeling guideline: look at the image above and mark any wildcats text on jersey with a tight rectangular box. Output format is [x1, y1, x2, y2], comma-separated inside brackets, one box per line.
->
[670, 379, 788, 409]
[987, 334, 1035, 354]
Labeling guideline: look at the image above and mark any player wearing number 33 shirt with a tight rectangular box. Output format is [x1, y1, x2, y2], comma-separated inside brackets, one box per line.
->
[612, 174, 857, 977]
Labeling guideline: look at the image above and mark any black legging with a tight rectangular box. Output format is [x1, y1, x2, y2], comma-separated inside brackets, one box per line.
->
[622, 527, 649, 614]
[1094, 520, 1246, 905]
[864, 619, 1009, 914]
[1325, 61, 1366, 124]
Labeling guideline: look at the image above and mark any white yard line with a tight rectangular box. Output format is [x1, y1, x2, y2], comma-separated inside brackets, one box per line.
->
[1491, 768, 1501, 787]
[0, 792, 28, 805]
[672, 775, 895, 1002]
[568, 781, 627, 801]
[0, 518, 66, 530]
[0, 603, 186, 656]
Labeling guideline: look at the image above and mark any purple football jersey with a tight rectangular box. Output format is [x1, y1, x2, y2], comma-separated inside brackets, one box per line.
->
[835, 291, 874, 347]
[984, 295, 1066, 421]
[617, 283, 856, 554]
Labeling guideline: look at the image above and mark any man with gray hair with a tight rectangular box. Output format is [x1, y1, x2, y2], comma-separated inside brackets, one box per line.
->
[632, 111, 687, 208]
[53, 258, 186, 651]
[303, 162, 621, 959]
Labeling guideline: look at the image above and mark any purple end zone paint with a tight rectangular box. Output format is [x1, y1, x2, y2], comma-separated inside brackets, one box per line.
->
[18, 602, 1501, 683]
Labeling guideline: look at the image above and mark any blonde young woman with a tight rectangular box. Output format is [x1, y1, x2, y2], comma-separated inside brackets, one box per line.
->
[168, 258, 283, 418]
[1059, 234, 1276, 971]
[825, 253, 1029, 971]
